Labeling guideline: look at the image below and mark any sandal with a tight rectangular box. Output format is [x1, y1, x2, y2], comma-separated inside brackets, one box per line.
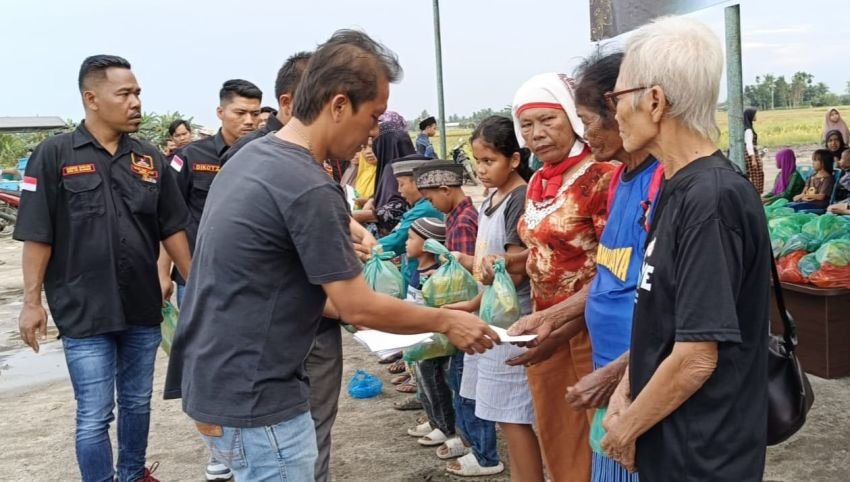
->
[418, 428, 447, 446]
[446, 453, 505, 477]
[387, 360, 407, 375]
[392, 397, 423, 411]
[395, 380, 417, 393]
[416, 415, 429, 425]
[407, 421, 432, 437]
[436, 437, 470, 460]
[378, 352, 402, 364]
[391, 373, 411, 385]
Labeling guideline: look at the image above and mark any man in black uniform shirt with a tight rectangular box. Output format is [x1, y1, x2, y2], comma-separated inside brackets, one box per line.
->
[160, 79, 261, 308]
[14, 55, 191, 482]
[221, 51, 311, 166]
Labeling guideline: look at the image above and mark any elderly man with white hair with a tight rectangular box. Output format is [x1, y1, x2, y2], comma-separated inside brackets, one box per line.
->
[599, 15, 771, 482]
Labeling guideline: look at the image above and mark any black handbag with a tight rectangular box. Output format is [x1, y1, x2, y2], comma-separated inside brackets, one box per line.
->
[767, 256, 815, 446]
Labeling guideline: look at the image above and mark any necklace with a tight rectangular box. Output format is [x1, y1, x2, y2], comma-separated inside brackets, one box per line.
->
[286, 123, 318, 162]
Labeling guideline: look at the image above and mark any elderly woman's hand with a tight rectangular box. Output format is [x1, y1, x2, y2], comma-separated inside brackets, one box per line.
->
[565, 359, 625, 410]
[507, 311, 553, 342]
[477, 255, 504, 286]
[600, 369, 637, 472]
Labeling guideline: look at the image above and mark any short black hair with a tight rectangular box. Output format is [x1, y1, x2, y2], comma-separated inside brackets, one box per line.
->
[260, 106, 278, 115]
[275, 51, 312, 100]
[293, 30, 402, 124]
[574, 51, 625, 125]
[219, 79, 263, 104]
[78, 55, 132, 91]
[419, 116, 437, 131]
[168, 119, 192, 137]
[471, 116, 533, 182]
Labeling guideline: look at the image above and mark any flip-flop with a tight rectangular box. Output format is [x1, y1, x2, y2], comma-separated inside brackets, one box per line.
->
[407, 421, 432, 437]
[392, 397, 423, 411]
[436, 437, 470, 460]
[418, 428, 448, 446]
[391, 373, 411, 385]
[446, 453, 505, 477]
[387, 360, 407, 375]
[378, 352, 402, 364]
[395, 380, 417, 393]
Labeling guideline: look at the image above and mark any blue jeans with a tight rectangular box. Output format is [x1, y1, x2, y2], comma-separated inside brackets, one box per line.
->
[447, 352, 500, 467]
[62, 324, 162, 482]
[199, 411, 318, 481]
[176, 282, 186, 309]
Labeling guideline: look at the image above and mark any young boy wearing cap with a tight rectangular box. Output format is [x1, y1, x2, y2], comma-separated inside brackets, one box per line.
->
[378, 155, 443, 287]
[416, 116, 437, 158]
[403, 218, 457, 449]
[414, 162, 501, 472]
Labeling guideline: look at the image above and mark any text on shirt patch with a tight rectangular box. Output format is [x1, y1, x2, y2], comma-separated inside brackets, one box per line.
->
[192, 164, 220, 173]
[62, 163, 97, 177]
[596, 244, 633, 282]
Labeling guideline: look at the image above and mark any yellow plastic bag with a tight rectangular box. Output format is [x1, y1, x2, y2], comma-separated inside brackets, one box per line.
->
[421, 239, 478, 308]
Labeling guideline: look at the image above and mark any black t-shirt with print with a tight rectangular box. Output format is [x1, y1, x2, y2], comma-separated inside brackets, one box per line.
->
[629, 153, 770, 482]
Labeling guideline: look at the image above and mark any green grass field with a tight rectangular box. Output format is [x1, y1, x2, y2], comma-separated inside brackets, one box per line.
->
[424, 106, 832, 161]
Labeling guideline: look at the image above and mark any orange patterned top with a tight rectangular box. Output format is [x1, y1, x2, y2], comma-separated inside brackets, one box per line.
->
[518, 159, 615, 311]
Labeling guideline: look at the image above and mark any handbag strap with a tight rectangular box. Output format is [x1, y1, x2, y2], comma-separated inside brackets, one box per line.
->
[770, 253, 798, 352]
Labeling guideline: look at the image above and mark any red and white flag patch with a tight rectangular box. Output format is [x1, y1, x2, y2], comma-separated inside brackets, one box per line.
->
[170, 154, 184, 172]
[21, 176, 37, 192]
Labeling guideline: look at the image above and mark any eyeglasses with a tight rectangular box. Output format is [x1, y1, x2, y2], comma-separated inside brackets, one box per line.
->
[603, 87, 648, 112]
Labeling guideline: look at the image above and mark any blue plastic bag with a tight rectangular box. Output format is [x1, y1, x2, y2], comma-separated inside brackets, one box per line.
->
[347, 369, 383, 399]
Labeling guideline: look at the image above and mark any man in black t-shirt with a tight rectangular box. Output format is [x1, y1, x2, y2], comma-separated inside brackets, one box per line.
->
[600, 17, 770, 482]
[164, 30, 499, 481]
[15, 55, 192, 482]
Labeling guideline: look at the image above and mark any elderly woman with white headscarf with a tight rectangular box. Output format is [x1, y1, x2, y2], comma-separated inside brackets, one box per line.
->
[599, 16, 771, 482]
[498, 73, 615, 482]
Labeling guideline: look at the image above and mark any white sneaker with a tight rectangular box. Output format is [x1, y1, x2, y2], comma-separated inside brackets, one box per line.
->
[407, 420, 432, 437]
[205, 459, 233, 481]
[418, 428, 448, 446]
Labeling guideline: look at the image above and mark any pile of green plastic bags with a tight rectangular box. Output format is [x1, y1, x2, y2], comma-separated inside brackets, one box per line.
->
[766, 199, 850, 288]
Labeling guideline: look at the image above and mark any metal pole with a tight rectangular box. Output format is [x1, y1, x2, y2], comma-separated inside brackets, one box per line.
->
[725, 4, 746, 172]
[432, 0, 447, 159]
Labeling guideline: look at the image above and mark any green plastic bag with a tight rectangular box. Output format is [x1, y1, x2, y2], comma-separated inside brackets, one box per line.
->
[479, 259, 521, 329]
[589, 407, 608, 455]
[802, 215, 850, 244]
[421, 239, 478, 308]
[798, 253, 821, 278]
[160, 301, 178, 356]
[403, 333, 457, 362]
[362, 247, 405, 299]
[814, 239, 850, 267]
[780, 233, 820, 257]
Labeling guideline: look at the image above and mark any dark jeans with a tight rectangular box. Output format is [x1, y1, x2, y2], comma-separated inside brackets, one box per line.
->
[415, 356, 455, 436]
[447, 352, 500, 467]
[62, 324, 161, 482]
[305, 323, 343, 482]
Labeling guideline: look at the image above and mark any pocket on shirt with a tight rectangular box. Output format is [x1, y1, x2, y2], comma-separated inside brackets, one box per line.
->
[64, 175, 105, 219]
[190, 176, 213, 209]
[127, 181, 159, 215]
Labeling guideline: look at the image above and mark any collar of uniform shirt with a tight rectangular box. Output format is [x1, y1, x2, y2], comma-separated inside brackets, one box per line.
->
[213, 130, 229, 155]
[72, 122, 132, 157]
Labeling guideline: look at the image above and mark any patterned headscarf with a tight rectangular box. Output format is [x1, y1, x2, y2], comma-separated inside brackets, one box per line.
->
[379, 111, 407, 134]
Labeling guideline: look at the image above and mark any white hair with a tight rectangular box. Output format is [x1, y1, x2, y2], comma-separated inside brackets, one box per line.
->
[620, 15, 723, 140]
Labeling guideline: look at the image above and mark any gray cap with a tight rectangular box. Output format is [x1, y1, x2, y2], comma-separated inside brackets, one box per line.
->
[410, 217, 446, 243]
[414, 161, 464, 189]
[392, 157, 430, 177]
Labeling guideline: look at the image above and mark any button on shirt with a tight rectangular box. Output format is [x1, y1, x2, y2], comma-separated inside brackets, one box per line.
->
[13, 123, 190, 338]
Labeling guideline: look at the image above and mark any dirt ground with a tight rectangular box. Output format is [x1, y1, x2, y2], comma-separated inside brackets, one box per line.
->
[1, 156, 848, 481]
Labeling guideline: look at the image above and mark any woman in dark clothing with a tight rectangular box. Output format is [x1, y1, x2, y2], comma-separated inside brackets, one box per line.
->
[744, 107, 764, 193]
[825, 129, 848, 165]
[353, 111, 416, 234]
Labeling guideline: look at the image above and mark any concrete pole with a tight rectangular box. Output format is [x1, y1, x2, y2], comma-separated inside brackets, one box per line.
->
[432, 0, 448, 159]
[725, 4, 746, 172]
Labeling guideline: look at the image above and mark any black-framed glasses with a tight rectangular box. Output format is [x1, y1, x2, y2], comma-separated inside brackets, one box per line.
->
[603, 87, 648, 112]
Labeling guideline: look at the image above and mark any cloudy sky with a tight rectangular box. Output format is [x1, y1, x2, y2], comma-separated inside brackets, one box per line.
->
[3, 0, 847, 128]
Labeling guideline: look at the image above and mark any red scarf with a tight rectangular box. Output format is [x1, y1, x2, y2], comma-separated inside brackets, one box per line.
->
[528, 144, 591, 202]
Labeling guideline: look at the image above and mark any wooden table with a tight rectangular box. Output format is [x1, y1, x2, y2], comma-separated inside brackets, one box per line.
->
[770, 282, 850, 379]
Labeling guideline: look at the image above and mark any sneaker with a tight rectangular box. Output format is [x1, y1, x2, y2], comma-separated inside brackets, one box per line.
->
[136, 462, 160, 482]
[407, 421, 432, 437]
[206, 458, 233, 481]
